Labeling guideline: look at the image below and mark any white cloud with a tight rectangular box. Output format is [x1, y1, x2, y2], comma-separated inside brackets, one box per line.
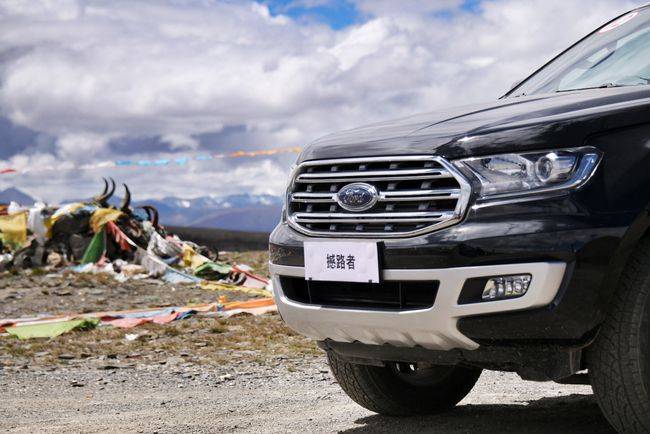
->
[56, 133, 111, 161]
[161, 134, 200, 151]
[355, 0, 464, 16]
[0, 0, 644, 201]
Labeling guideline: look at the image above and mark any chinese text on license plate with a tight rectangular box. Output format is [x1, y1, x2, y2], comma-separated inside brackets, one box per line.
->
[304, 241, 380, 283]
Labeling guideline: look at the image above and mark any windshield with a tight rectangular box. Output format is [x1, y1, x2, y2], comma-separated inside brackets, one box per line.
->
[509, 7, 650, 97]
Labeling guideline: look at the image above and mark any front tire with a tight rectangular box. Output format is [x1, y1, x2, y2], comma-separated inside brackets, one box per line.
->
[589, 237, 650, 433]
[327, 351, 481, 416]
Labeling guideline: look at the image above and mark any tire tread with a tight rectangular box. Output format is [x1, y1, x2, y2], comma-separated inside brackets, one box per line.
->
[590, 237, 650, 433]
[327, 352, 481, 416]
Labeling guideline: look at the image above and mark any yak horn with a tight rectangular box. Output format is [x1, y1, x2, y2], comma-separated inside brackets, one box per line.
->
[93, 178, 109, 202]
[120, 184, 132, 212]
[143, 205, 159, 228]
[96, 177, 116, 206]
[105, 178, 116, 201]
[139, 206, 153, 222]
[99, 178, 109, 196]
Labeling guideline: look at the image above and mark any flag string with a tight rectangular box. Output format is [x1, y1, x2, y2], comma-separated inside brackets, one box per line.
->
[0, 146, 301, 176]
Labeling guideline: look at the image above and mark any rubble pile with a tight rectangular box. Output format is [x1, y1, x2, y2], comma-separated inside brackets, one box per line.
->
[0, 179, 269, 291]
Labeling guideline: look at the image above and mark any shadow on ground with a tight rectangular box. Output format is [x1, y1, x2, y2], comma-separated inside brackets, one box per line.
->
[343, 394, 614, 433]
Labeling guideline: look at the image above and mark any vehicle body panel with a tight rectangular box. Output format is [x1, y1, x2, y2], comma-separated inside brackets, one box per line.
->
[299, 87, 650, 162]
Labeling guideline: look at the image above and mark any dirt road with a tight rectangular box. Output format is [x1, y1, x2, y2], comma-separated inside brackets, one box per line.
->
[2, 360, 613, 433]
[0, 251, 615, 433]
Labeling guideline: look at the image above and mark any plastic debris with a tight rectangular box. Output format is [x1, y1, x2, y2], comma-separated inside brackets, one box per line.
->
[1, 298, 276, 338]
[5, 318, 99, 339]
[119, 263, 147, 277]
[201, 281, 272, 298]
[0, 211, 28, 249]
[0, 253, 13, 271]
[27, 202, 50, 244]
[46, 251, 65, 268]
[195, 261, 231, 280]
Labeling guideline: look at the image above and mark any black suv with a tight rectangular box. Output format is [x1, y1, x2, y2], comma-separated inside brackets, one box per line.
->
[269, 6, 650, 432]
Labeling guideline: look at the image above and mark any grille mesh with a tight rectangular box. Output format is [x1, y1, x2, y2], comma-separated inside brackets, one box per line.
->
[287, 156, 470, 237]
[280, 276, 439, 311]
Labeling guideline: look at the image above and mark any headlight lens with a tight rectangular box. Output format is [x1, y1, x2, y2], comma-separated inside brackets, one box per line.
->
[453, 147, 601, 199]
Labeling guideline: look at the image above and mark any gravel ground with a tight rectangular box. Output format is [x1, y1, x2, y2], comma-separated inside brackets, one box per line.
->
[0, 250, 269, 319]
[0, 251, 615, 432]
[1, 361, 613, 433]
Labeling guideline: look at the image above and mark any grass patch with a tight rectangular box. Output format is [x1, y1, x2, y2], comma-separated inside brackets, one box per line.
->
[209, 325, 226, 334]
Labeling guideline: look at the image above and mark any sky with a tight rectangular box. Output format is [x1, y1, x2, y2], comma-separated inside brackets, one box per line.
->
[0, 0, 644, 203]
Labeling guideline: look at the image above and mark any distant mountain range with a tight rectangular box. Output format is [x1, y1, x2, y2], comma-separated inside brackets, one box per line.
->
[0, 187, 38, 206]
[132, 194, 283, 232]
[0, 188, 283, 233]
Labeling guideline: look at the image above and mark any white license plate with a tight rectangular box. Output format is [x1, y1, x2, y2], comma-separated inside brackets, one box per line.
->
[304, 241, 380, 283]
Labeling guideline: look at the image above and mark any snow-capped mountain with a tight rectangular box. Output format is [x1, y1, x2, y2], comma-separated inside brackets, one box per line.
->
[0, 188, 282, 233]
[133, 193, 283, 232]
[154, 193, 282, 211]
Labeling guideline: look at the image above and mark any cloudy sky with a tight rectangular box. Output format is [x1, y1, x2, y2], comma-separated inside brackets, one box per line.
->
[0, 0, 643, 202]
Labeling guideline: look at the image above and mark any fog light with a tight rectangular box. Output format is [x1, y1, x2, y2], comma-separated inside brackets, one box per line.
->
[482, 275, 532, 300]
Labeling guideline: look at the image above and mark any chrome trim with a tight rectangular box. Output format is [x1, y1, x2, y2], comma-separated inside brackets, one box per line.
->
[292, 192, 335, 200]
[471, 191, 567, 210]
[293, 211, 453, 219]
[294, 174, 452, 183]
[296, 155, 454, 165]
[271, 263, 304, 277]
[286, 155, 472, 239]
[291, 189, 461, 204]
[381, 188, 460, 198]
[297, 168, 451, 180]
[270, 261, 567, 351]
[295, 217, 453, 224]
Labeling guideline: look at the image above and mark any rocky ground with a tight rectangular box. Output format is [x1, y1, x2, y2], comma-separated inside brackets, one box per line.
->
[0, 251, 614, 433]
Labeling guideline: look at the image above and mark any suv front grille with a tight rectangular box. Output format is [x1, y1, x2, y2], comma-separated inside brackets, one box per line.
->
[279, 276, 438, 311]
[286, 155, 470, 237]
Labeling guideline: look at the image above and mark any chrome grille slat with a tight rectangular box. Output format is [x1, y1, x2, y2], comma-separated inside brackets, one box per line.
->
[291, 192, 335, 203]
[380, 196, 456, 202]
[295, 174, 452, 183]
[294, 211, 453, 219]
[297, 168, 451, 180]
[286, 155, 471, 238]
[290, 189, 461, 203]
[381, 189, 459, 197]
[296, 218, 450, 224]
[292, 192, 334, 198]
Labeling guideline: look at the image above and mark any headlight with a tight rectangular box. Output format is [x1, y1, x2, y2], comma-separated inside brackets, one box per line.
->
[453, 147, 601, 200]
[281, 164, 297, 223]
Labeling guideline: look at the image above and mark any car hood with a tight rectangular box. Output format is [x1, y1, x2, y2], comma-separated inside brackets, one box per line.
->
[298, 86, 650, 162]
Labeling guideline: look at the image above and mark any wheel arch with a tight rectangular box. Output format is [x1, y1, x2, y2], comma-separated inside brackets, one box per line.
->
[599, 206, 650, 313]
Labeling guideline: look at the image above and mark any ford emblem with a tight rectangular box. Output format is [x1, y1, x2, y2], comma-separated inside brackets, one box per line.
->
[336, 182, 379, 212]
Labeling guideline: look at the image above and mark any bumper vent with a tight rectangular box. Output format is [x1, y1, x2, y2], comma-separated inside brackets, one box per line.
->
[287, 155, 470, 237]
[280, 276, 438, 311]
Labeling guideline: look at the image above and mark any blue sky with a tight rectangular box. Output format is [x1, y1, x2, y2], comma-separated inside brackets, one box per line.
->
[263, 0, 485, 29]
[264, 0, 360, 29]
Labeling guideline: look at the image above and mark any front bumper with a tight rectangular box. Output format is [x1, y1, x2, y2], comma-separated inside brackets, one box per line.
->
[270, 262, 565, 351]
[270, 190, 636, 345]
